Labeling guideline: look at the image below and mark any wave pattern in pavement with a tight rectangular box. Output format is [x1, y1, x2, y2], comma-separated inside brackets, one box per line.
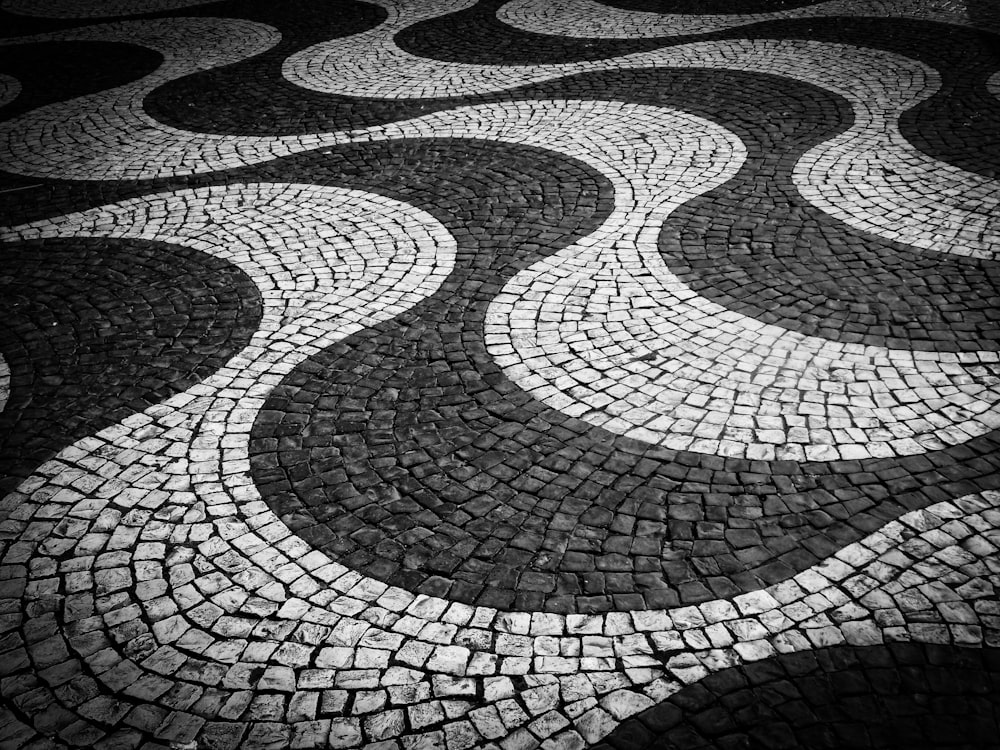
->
[0, 1, 998, 748]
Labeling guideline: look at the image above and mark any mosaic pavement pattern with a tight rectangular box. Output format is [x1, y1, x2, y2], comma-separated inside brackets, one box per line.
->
[0, 0, 999, 747]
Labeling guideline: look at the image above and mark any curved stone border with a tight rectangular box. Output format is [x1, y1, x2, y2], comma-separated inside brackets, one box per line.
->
[1, 415, 996, 748]
[3, 20, 997, 262]
[0, 182, 997, 749]
[307, 98, 1000, 461]
[0, 4, 997, 747]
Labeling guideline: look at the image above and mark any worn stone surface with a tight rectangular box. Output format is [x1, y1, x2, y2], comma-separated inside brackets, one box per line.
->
[0, 0, 998, 748]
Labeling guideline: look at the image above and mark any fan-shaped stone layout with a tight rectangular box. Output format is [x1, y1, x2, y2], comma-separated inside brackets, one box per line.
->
[0, 1, 997, 749]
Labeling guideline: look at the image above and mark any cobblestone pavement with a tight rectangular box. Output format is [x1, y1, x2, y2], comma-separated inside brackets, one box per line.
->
[1, 0, 999, 748]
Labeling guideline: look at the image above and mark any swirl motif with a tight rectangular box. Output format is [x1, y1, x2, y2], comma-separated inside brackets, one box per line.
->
[0, 1, 997, 748]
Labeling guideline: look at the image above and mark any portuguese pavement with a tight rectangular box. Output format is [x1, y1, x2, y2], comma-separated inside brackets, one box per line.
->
[0, 0, 999, 748]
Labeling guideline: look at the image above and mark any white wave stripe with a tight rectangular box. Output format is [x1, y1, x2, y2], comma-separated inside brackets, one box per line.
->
[283, 0, 577, 99]
[0, 8, 995, 749]
[0, 182, 456, 381]
[0, 182, 461, 747]
[0, 182, 457, 533]
[1, 404, 995, 749]
[286, 16, 1000, 259]
[2, 0, 221, 18]
[3, 29, 999, 459]
[0, 18, 318, 181]
[0, 117, 995, 749]
[3, 18, 996, 262]
[352, 100, 999, 461]
[498, 0, 993, 38]
[0, 73, 20, 108]
[793, 82, 999, 259]
[285, 0, 946, 102]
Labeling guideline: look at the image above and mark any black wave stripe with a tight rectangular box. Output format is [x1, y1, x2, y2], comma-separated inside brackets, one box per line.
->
[0, 11, 127, 40]
[394, 0, 665, 64]
[522, 68, 998, 352]
[151, 58, 1000, 350]
[140, 8, 1000, 179]
[0, 238, 262, 496]
[631, 68, 1000, 352]
[142, 0, 662, 137]
[596, 643, 1000, 750]
[735, 18, 1000, 180]
[142, 0, 409, 136]
[245, 136, 1000, 613]
[0, 41, 162, 118]
[396, 11, 1000, 179]
[595, 0, 830, 13]
[398, 11, 1000, 177]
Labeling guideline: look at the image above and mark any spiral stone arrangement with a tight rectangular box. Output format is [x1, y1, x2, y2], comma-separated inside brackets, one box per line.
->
[0, 0, 998, 748]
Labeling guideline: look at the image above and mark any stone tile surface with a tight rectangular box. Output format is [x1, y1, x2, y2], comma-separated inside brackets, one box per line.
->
[0, 0, 998, 747]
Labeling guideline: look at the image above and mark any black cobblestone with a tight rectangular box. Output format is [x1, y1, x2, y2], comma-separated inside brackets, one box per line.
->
[0, 238, 262, 495]
[597, 644, 1000, 750]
